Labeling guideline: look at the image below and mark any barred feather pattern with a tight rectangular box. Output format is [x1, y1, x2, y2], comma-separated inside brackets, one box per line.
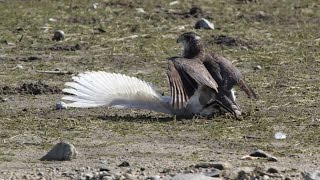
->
[62, 71, 173, 114]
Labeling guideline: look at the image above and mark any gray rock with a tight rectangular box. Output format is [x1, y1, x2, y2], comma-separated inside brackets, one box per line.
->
[195, 18, 214, 30]
[171, 174, 216, 180]
[118, 161, 130, 167]
[161, 168, 171, 173]
[228, 167, 255, 180]
[52, 30, 65, 41]
[16, 64, 24, 69]
[302, 171, 320, 180]
[40, 142, 77, 161]
[102, 176, 115, 180]
[56, 101, 67, 110]
[254, 65, 262, 70]
[249, 149, 278, 162]
[194, 162, 232, 170]
[0, 97, 8, 102]
[146, 175, 161, 180]
[84, 173, 93, 179]
[266, 167, 279, 174]
[204, 168, 221, 177]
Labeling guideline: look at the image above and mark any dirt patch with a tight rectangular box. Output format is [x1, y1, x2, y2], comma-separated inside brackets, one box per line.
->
[49, 44, 87, 51]
[0, 82, 61, 95]
[237, 11, 273, 23]
[66, 16, 102, 24]
[210, 35, 254, 49]
[153, 6, 212, 20]
[0, 56, 43, 61]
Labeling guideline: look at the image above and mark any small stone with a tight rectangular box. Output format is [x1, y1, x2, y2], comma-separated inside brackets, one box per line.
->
[263, 175, 270, 180]
[176, 25, 185, 30]
[136, 8, 146, 14]
[99, 166, 110, 172]
[302, 171, 320, 180]
[49, 18, 57, 22]
[40, 142, 78, 161]
[241, 155, 258, 160]
[146, 175, 161, 180]
[84, 173, 93, 179]
[254, 65, 262, 70]
[102, 176, 114, 180]
[37, 172, 44, 176]
[229, 167, 255, 180]
[91, 3, 98, 10]
[169, 1, 179, 6]
[56, 101, 67, 110]
[189, 6, 203, 17]
[249, 149, 278, 162]
[161, 168, 171, 173]
[172, 174, 216, 180]
[195, 18, 214, 30]
[0, 97, 8, 102]
[124, 173, 135, 179]
[195, 162, 232, 170]
[267, 167, 279, 173]
[52, 30, 65, 41]
[205, 168, 221, 177]
[118, 161, 130, 167]
[274, 132, 286, 140]
[16, 64, 24, 69]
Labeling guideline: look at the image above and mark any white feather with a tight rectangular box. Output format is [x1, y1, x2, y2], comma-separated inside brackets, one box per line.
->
[62, 71, 173, 114]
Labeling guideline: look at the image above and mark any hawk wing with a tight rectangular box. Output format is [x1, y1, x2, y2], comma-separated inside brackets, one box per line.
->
[167, 57, 219, 109]
[205, 53, 257, 99]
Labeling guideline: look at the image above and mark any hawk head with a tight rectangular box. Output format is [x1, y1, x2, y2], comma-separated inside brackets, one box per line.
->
[177, 32, 204, 58]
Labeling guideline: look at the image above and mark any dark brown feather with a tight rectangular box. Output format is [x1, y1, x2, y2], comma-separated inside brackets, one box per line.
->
[167, 57, 219, 109]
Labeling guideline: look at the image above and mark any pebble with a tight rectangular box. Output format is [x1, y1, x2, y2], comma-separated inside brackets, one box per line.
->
[136, 8, 146, 14]
[146, 175, 161, 180]
[118, 161, 130, 167]
[40, 142, 78, 161]
[195, 18, 215, 30]
[171, 173, 216, 180]
[99, 167, 110, 172]
[248, 149, 278, 162]
[49, 18, 57, 22]
[91, 3, 98, 10]
[254, 65, 262, 70]
[267, 167, 279, 174]
[52, 30, 65, 41]
[169, 1, 179, 6]
[56, 101, 67, 110]
[194, 162, 232, 170]
[274, 132, 286, 140]
[302, 171, 320, 180]
[102, 176, 114, 180]
[16, 64, 24, 69]
[0, 97, 8, 102]
[204, 168, 221, 177]
[229, 167, 255, 179]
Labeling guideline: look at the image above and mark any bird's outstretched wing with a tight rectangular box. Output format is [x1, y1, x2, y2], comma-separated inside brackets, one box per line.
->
[167, 57, 219, 109]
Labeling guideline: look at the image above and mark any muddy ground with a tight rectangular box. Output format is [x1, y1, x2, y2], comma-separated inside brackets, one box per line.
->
[0, 0, 319, 179]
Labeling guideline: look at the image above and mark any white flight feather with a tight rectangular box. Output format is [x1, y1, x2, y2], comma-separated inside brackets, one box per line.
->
[62, 71, 173, 114]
